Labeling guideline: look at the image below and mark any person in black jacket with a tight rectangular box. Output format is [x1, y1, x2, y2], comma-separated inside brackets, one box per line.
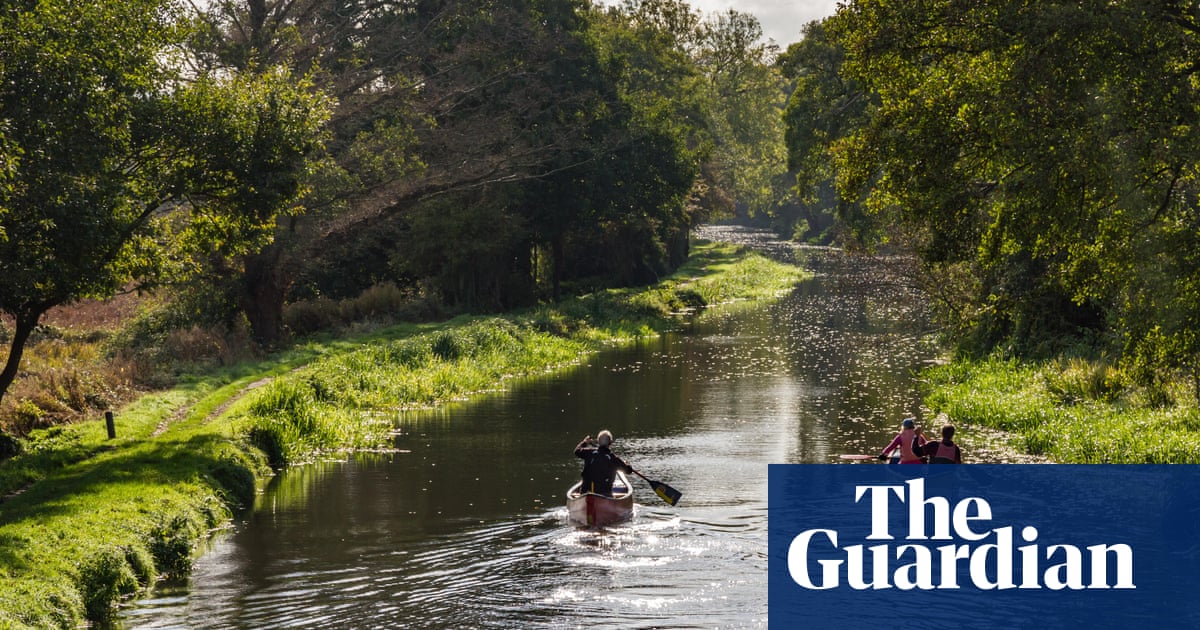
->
[913, 424, 963, 464]
[575, 430, 633, 496]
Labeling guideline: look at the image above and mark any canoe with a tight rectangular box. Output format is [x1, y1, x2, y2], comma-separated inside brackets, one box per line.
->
[566, 471, 634, 527]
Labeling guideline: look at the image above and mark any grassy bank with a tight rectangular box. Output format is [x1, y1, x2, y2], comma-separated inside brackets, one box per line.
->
[0, 240, 805, 628]
[924, 357, 1200, 463]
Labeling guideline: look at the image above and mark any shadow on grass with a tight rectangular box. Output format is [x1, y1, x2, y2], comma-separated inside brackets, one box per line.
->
[0, 431, 258, 568]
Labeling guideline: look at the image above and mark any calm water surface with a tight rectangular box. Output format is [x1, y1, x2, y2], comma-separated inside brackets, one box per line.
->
[121, 227, 943, 629]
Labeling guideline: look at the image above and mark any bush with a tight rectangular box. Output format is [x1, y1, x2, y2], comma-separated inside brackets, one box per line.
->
[0, 432, 21, 460]
[1043, 356, 1125, 404]
[206, 454, 258, 509]
[284, 283, 446, 336]
[77, 546, 140, 621]
[148, 513, 204, 579]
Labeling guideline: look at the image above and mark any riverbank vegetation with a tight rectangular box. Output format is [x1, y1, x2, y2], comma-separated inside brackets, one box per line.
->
[0, 241, 803, 627]
[780, 1, 1200, 460]
[924, 358, 1200, 463]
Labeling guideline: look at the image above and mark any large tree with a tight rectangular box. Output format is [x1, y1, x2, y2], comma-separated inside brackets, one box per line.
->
[0, 0, 329, 403]
[818, 1, 1200, 376]
[194, 0, 632, 338]
[696, 9, 789, 220]
[779, 20, 871, 242]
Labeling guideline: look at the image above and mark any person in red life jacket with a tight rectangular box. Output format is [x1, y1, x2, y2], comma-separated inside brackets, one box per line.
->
[913, 423, 963, 463]
[575, 430, 633, 496]
[877, 418, 927, 464]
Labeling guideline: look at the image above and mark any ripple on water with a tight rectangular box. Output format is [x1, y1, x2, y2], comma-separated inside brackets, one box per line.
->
[121, 226, 973, 629]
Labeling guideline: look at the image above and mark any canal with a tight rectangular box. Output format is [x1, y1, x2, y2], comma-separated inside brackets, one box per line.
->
[121, 227, 944, 628]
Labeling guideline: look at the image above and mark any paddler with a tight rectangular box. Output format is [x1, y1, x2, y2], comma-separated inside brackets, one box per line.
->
[574, 430, 633, 496]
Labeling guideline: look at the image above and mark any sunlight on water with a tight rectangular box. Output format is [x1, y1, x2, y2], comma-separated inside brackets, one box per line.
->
[120, 227, 955, 629]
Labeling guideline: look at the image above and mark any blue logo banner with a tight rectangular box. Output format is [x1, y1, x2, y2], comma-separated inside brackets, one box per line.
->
[768, 465, 1200, 629]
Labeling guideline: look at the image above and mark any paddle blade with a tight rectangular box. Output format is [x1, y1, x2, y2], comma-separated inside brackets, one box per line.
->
[650, 480, 682, 506]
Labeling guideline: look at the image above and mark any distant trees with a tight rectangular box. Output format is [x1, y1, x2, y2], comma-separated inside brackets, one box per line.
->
[0, 0, 794, 407]
[779, 21, 870, 243]
[783, 1, 1200, 396]
[0, 0, 328, 404]
[186, 0, 789, 341]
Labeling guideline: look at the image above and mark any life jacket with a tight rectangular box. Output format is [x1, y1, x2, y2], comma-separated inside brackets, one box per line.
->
[581, 448, 617, 492]
[898, 429, 923, 463]
[929, 441, 959, 464]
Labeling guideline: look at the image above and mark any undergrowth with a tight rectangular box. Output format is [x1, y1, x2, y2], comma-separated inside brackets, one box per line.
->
[924, 356, 1200, 462]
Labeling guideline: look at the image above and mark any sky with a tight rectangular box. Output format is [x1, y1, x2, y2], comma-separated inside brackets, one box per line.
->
[683, 0, 841, 46]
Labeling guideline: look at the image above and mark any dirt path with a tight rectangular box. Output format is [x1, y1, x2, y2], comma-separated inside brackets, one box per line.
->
[150, 376, 276, 437]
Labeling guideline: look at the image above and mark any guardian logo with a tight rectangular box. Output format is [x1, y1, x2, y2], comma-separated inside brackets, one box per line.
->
[787, 478, 1134, 591]
[768, 465, 1200, 629]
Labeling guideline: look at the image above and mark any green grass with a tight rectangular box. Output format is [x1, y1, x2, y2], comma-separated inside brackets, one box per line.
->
[924, 356, 1200, 463]
[0, 239, 806, 627]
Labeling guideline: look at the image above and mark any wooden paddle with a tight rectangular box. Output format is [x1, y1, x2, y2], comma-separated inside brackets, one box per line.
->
[838, 454, 881, 461]
[631, 470, 682, 506]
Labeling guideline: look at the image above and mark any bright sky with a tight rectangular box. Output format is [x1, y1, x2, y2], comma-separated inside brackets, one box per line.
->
[684, 0, 840, 46]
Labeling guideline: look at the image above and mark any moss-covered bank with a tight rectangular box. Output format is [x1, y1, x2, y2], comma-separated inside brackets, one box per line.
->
[0, 240, 805, 628]
[924, 357, 1200, 463]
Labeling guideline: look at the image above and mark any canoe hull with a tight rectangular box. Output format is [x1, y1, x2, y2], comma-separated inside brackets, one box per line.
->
[566, 471, 634, 527]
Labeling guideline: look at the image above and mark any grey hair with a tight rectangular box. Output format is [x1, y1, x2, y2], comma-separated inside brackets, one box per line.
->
[597, 430, 613, 447]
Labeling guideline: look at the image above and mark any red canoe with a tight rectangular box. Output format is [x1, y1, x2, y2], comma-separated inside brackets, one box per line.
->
[566, 471, 634, 527]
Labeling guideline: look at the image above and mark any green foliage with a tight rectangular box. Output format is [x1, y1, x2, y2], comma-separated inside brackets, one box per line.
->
[78, 546, 141, 621]
[0, 0, 329, 404]
[695, 9, 791, 219]
[148, 513, 206, 579]
[1043, 357, 1126, 406]
[790, 1, 1200, 383]
[0, 579, 81, 629]
[925, 357, 1200, 463]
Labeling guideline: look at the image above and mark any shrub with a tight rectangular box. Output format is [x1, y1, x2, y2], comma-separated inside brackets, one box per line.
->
[148, 513, 204, 579]
[77, 546, 140, 621]
[206, 454, 259, 509]
[1044, 356, 1125, 404]
[0, 432, 21, 460]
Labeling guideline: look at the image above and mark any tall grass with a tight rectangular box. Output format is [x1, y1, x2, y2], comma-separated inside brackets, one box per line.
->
[238, 242, 806, 468]
[0, 431, 266, 627]
[241, 317, 592, 466]
[925, 356, 1200, 462]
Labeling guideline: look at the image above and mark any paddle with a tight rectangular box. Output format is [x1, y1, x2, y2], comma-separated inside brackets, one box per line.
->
[837, 454, 880, 461]
[631, 469, 682, 506]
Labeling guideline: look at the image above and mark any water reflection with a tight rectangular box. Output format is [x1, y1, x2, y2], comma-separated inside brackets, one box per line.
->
[121, 227, 945, 629]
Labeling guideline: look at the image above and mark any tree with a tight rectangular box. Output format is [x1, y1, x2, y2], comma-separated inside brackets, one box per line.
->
[695, 10, 789, 221]
[194, 0, 638, 337]
[0, 0, 329, 404]
[779, 20, 871, 243]
[823, 0, 1200, 371]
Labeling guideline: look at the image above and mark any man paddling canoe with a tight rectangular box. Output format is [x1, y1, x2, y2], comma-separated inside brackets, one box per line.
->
[575, 430, 634, 497]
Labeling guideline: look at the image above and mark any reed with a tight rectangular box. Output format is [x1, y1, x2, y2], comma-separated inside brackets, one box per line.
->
[924, 357, 1200, 462]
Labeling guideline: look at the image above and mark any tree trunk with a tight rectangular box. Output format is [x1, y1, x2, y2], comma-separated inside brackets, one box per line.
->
[241, 247, 289, 346]
[0, 311, 41, 407]
[551, 233, 565, 302]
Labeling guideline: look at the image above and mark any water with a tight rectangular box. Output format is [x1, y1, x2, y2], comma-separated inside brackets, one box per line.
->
[120, 227, 944, 629]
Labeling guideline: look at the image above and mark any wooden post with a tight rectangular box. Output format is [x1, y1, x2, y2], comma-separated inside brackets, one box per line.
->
[105, 411, 116, 439]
